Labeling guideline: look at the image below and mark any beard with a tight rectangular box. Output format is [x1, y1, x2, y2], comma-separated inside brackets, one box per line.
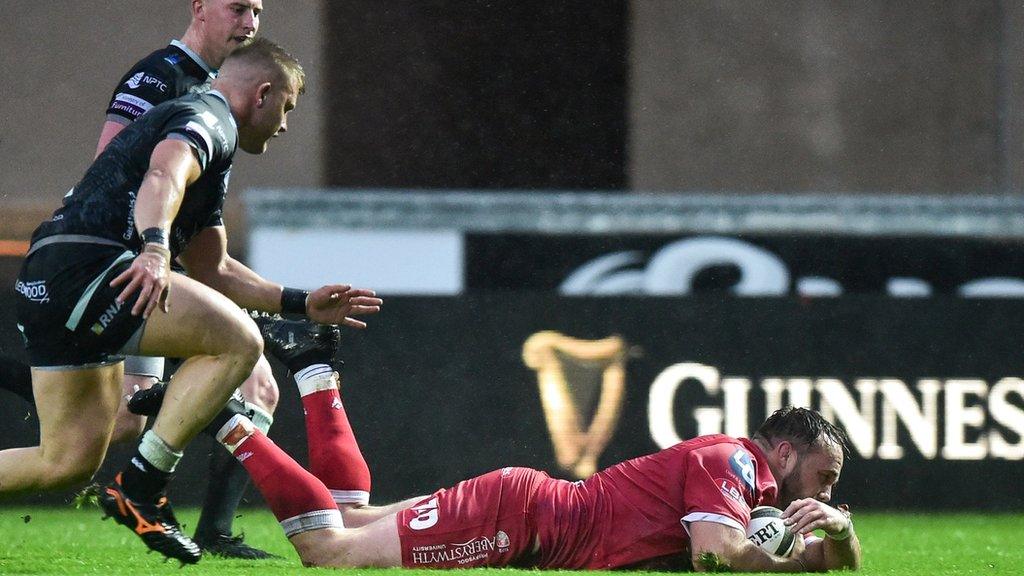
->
[775, 464, 804, 510]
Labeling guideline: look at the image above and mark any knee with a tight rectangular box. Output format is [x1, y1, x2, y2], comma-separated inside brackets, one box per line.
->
[291, 530, 355, 568]
[225, 319, 263, 371]
[297, 541, 341, 568]
[242, 357, 279, 414]
[43, 450, 104, 489]
[108, 412, 146, 445]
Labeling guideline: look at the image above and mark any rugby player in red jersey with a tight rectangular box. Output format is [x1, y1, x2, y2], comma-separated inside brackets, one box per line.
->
[211, 391, 861, 571]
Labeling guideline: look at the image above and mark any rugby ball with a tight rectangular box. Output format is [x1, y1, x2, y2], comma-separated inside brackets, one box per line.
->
[745, 506, 795, 557]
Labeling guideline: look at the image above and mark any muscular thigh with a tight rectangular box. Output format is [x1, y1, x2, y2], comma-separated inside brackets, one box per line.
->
[395, 467, 548, 568]
[32, 363, 123, 458]
[138, 272, 260, 359]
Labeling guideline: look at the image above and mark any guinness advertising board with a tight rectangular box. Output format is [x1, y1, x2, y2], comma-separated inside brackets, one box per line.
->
[304, 295, 1022, 510]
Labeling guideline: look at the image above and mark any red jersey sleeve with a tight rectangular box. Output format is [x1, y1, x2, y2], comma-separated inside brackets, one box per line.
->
[680, 442, 760, 532]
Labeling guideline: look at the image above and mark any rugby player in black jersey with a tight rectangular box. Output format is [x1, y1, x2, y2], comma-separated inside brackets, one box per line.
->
[5, 39, 382, 565]
[0, 0, 283, 559]
[97, 0, 287, 559]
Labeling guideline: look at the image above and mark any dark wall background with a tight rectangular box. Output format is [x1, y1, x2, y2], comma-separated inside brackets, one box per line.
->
[631, 1, 1016, 193]
[320, 1, 1024, 194]
[323, 1, 628, 190]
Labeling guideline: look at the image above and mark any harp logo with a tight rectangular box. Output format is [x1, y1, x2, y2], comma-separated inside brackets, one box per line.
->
[523, 331, 629, 479]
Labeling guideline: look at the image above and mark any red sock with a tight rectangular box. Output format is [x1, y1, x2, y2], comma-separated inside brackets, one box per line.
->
[302, 388, 372, 504]
[232, 429, 340, 529]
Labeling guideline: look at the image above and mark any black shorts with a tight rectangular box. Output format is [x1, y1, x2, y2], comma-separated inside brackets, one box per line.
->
[15, 243, 147, 369]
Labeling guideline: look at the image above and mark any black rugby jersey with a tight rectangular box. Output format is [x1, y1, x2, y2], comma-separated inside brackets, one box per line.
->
[33, 91, 237, 258]
[105, 40, 215, 124]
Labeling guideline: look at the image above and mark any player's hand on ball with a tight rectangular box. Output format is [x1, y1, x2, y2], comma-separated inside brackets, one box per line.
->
[782, 498, 851, 538]
[306, 284, 382, 328]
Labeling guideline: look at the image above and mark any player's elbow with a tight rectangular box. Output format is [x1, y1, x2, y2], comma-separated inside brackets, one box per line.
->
[691, 538, 745, 572]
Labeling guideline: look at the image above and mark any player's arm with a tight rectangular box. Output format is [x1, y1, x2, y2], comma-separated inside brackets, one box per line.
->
[94, 121, 128, 158]
[177, 226, 285, 309]
[110, 138, 200, 318]
[689, 521, 807, 572]
[178, 227, 383, 327]
[98, 60, 174, 157]
[783, 499, 861, 571]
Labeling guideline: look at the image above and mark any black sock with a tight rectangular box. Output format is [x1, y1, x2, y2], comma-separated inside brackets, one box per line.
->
[120, 450, 172, 503]
[194, 449, 250, 539]
[202, 398, 252, 438]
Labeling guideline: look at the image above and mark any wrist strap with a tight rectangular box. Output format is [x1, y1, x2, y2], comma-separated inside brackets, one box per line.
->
[281, 287, 309, 315]
[140, 227, 169, 248]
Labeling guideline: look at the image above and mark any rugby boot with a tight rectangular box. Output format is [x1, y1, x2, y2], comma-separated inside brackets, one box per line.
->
[194, 532, 281, 559]
[252, 314, 342, 373]
[99, 473, 202, 564]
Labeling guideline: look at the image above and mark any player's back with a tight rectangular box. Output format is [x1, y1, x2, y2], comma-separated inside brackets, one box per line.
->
[32, 92, 237, 257]
[533, 434, 778, 570]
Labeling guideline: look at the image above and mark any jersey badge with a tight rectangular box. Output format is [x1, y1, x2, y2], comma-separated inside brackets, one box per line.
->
[496, 530, 510, 553]
[124, 72, 168, 92]
[728, 448, 757, 493]
[716, 477, 744, 503]
[112, 93, 154, 117]
[126, 72, 145, 89]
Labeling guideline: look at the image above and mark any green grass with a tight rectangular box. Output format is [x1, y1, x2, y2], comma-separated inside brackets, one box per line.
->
[0, 508, 1021, 575]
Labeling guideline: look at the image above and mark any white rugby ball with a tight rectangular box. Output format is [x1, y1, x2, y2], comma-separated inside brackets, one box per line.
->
[745, 506, 795, 557]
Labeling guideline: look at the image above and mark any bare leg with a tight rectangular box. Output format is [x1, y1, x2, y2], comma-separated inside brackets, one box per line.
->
[138, 273, 262, 450]
[0, 363, 122, 494]
[193, 356, 280, 558]
[109, 373, 157, 445]
[240, 356, 279, 416]
[290, 516, 403, 568]
[341, 497, 426, 528]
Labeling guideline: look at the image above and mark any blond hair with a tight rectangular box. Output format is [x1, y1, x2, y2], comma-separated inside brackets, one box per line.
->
[222, 37, 306, 94]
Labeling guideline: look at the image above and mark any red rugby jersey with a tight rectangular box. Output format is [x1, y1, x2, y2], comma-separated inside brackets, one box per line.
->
[533, 435, 778, 569]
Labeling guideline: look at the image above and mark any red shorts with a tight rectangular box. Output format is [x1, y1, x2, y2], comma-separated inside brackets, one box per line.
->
[396, 467, 549, 568]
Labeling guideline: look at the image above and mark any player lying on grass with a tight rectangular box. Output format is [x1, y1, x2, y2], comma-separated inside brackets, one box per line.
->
[5, 38, 381, 565]
[200, 351, 862, 574]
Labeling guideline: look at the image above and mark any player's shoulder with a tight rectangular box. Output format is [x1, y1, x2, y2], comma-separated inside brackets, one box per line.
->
[158, 92, 236, 164]
[677, 434, 746, 455]
[124, 46, 185, 85]
[682, 436, 768, 502]
[676, 435, 758, 474]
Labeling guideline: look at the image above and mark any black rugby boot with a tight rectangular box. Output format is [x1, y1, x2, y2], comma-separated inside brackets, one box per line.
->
[194, 532, 281, 559]
[99, 473, 202, 564]
[252, 314, 341, 373]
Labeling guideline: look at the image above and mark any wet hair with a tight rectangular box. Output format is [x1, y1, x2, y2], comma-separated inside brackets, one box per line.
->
[223, 37, 306, 95]
[754, 407, 852, 457]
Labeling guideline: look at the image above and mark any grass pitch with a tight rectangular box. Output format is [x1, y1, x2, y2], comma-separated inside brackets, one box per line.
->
[0, 508, 1021, 575]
